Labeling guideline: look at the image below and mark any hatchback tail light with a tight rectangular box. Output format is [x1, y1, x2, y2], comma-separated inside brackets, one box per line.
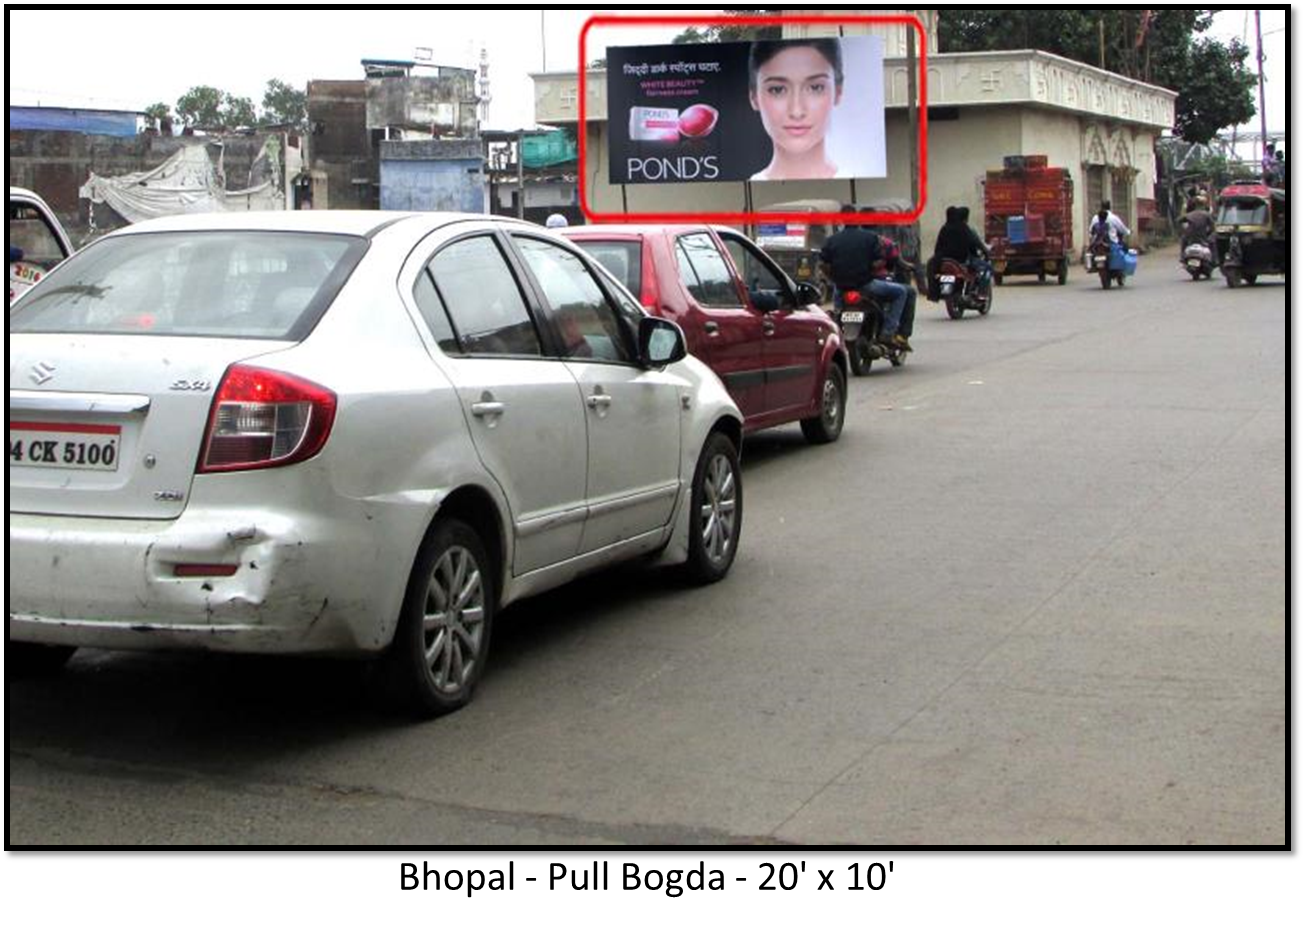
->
[640, 243, 661, 310]
[198, 365, 336, 473]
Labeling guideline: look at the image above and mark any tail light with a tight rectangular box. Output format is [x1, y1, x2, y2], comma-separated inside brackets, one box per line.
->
[842, 289, 862, 304]
[198, 365, 336, 473]
[640, 243, 661, 310]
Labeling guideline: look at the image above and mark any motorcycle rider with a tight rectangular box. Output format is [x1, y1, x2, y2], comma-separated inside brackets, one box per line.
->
[928, 205, 991, 300]
[1088, 200, 1131, 247]
[819, 218, 911, 351]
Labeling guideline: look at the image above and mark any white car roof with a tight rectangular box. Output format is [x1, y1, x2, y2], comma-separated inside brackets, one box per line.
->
[107, 211, 540, 239]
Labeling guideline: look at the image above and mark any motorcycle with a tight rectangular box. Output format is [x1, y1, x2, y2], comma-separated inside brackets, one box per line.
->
[1180, 241, 1215, 280]
[933, 258, 993, 320]
[831, 286, 908, 376]
[1087, 238, 1136, 289]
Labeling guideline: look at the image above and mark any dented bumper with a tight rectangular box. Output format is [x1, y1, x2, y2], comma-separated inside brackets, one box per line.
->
[9, 507, 399, 655]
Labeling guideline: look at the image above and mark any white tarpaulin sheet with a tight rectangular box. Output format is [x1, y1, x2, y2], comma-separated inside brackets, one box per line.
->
[79, 142, 282, 224]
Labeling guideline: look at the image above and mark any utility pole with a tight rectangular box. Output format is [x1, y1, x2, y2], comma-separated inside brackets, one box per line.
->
[541, 10, 547, 72]
[1255, 9, 1268, 164]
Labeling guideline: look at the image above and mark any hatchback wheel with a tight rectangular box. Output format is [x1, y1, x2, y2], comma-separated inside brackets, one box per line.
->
[801, 364, 846, 445]
[682, 432, 742, 584]
[382, 518, 494, 717]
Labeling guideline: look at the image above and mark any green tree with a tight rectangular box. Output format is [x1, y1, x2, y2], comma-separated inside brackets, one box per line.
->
[175, 85, 225, 128]
[143, 102, 171, 131]
[261, 78, 307, 129]
[222, 93, 257, 129]
[1167, 37, 1257, 145]
[938, 9, 1257, 144]
[671, 10, 781, 44]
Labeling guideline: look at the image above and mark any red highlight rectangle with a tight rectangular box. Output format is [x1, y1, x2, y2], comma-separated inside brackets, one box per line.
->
[578, 13, 928, 226]
[10, 421, 122, 435]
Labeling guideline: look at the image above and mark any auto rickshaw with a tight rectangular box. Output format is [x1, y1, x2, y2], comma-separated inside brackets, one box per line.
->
[1214, 183, 1286, 287]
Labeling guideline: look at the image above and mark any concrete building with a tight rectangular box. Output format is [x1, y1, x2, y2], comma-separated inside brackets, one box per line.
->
[530, 10, 1177, 247]
[380, 138, 484, 213]
[305, 60, 480, 212]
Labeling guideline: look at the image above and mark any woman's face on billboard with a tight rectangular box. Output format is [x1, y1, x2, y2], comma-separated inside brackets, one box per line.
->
[750, 45, 842, 159]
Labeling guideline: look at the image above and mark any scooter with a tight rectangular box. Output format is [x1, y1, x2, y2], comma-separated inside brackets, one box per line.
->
[1180, 241, 1215, 280]
[933, 258, 993, 319]
[831, 286, 908, 376]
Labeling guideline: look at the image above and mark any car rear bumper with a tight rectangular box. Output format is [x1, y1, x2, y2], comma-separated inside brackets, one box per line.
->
[9, 507, 401, 655]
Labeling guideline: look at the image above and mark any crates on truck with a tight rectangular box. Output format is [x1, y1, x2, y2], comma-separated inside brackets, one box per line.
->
[984, 157, 1074, 285]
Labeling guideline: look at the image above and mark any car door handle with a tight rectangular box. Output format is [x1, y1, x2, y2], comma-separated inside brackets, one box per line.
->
[704, 321, 720, 335]
[471, 401, 505, 417]
[586, 394, 613, 409]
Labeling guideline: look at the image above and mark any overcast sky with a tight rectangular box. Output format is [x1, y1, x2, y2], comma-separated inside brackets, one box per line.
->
[8, 7, 1288, 134]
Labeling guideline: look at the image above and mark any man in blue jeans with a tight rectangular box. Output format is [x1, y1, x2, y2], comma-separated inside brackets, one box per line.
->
[819, 221, 911, 350]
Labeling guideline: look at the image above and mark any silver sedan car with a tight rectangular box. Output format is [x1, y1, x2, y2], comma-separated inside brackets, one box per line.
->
[8, 212, 744, 717]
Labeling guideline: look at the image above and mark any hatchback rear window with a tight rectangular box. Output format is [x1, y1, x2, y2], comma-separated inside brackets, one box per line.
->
[8, 231, 368, 339]
[572, 240, 642, 299]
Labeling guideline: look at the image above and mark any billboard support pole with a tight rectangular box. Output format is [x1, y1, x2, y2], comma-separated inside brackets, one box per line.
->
[621, 184, 628, 214]
[907, 24, 919, 211]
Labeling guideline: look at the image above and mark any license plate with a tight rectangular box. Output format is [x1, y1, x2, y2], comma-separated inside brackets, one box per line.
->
[1094, 257, 1107, 267]
[9, 422, 122, 471]
[840, 311, 864, 323]
[939, 275, 956, 283]
[1186, 260, 1200, 267]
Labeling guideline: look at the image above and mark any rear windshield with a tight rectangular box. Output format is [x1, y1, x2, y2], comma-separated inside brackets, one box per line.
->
[1217, 200, 1269, 227]
[10, 200, 68, 270]
[9, 231, 368, 339]
[572, 240, 642, 299]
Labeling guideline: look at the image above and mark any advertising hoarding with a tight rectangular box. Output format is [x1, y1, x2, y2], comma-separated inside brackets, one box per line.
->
[607, 37, 885, 185]
[578, 13, 928, 225]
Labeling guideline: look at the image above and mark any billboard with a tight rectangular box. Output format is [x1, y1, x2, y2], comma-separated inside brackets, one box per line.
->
[606, 36, 885, 185]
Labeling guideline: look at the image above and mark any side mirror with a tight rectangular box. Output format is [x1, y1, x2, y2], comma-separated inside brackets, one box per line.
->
[639, 315, 687, 367]
[794, 281, 822, 305]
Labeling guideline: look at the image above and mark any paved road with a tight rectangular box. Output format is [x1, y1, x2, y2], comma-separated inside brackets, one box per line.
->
[8, 249, 1286, 845]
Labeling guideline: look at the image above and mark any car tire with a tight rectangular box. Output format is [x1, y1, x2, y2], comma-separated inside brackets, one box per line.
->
[9, 642, 76, 678]
[801, 364, 846, 445]
[380, 518, 495, 718]
[682, 432, 742, 584]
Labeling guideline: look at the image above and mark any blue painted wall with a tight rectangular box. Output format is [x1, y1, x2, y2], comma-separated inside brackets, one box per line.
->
[9, 107, 138, 137]
[380, 160, 482, 213]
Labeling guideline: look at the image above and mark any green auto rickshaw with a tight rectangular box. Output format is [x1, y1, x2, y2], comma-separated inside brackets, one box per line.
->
[1215, 182, 1287, 287]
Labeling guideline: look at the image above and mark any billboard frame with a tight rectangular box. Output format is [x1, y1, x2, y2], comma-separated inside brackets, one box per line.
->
[578, 13, 928, 226]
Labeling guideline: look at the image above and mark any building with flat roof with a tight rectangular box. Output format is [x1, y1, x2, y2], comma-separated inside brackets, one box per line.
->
[531, 11, 1177, 248]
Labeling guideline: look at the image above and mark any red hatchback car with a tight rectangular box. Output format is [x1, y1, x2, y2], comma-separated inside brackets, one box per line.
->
[564, 224, 847, 444]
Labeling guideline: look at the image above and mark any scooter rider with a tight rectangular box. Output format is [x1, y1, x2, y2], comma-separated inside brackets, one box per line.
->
[1180, 199, 1215, 250]
[819, 218, 911, 351]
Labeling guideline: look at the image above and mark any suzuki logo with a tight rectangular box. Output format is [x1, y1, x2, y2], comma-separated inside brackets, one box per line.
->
[30, 362, 56, 385]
